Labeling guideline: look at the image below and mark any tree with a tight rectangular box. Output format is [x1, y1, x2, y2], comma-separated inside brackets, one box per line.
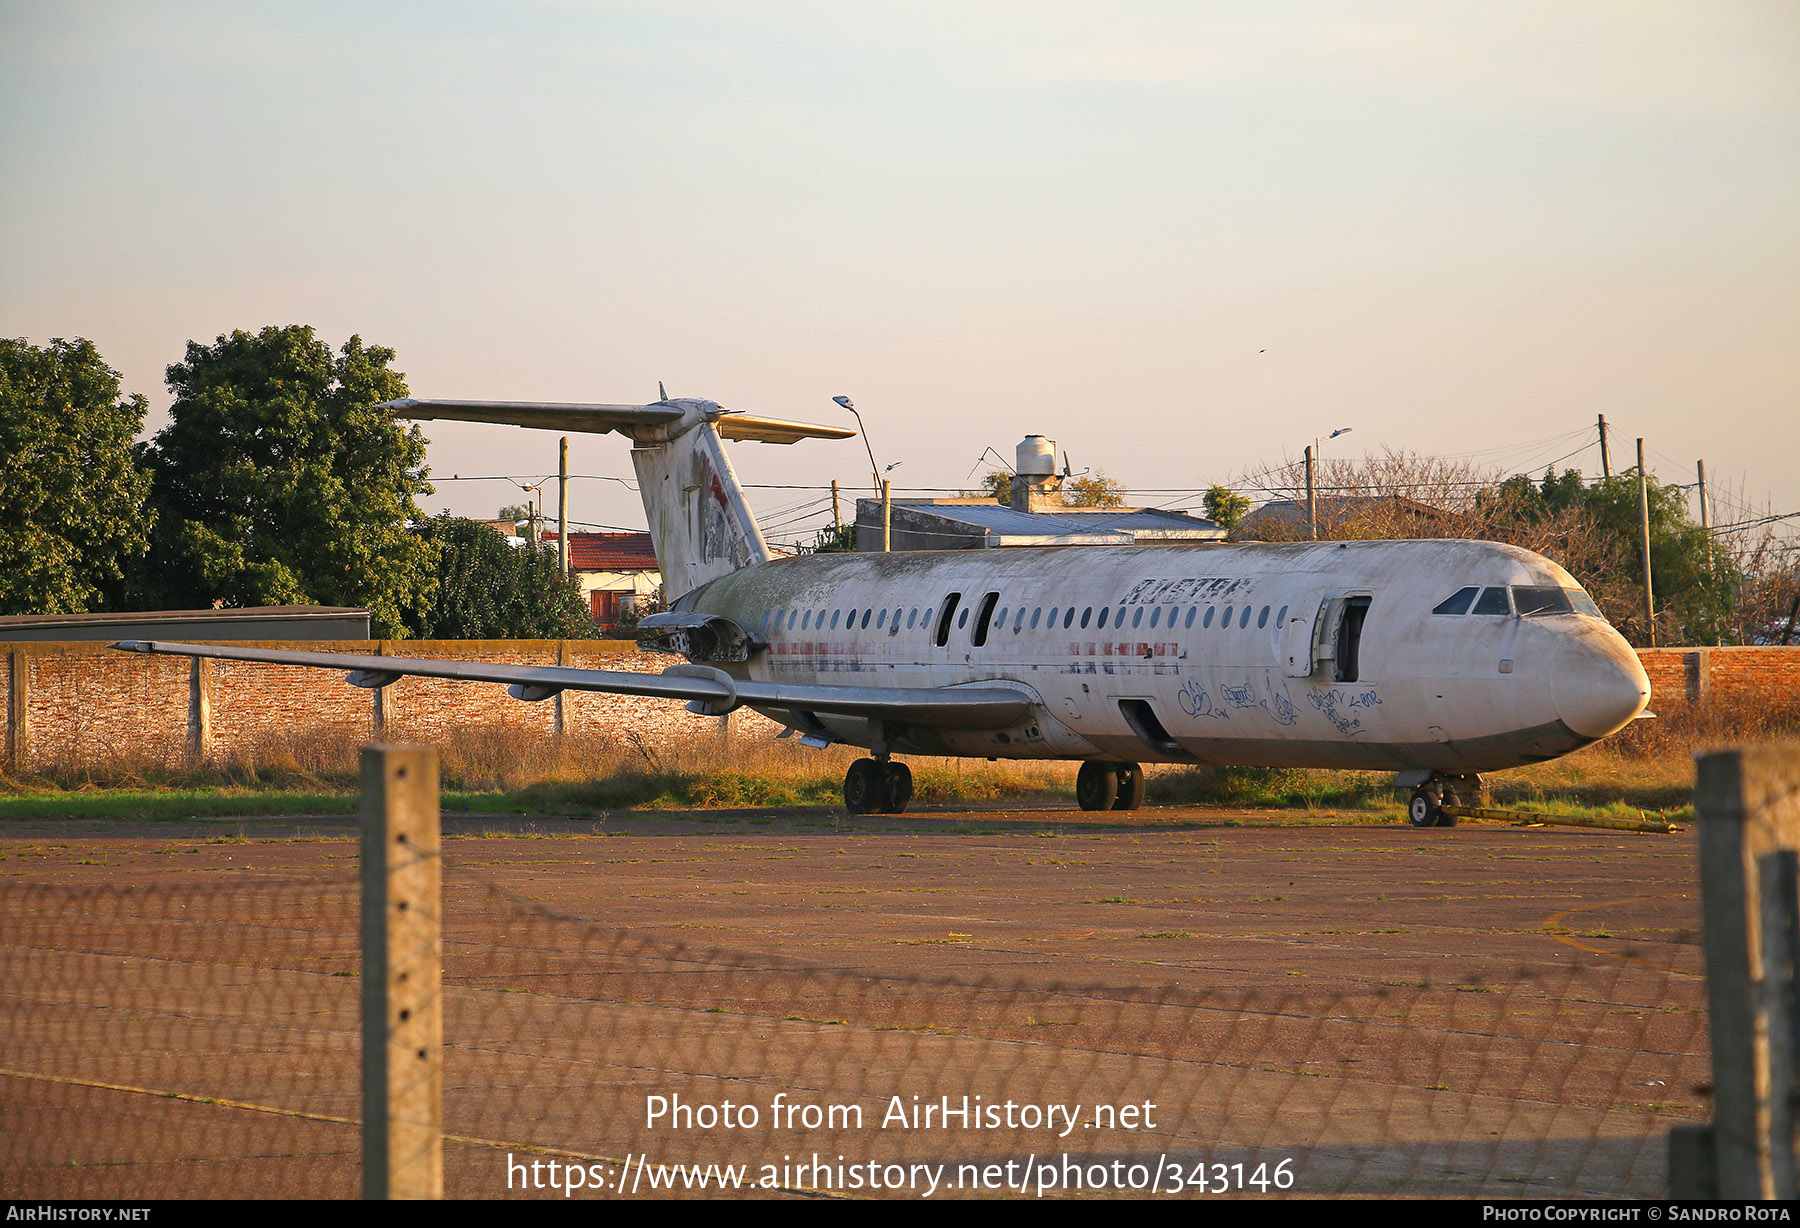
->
[135, 326, 435, 637]
[0, 338, 153, 614]
[804, 521, 857, 553]
[976, 469, 1126, 508]
[408, 516, 597, 639]
[1065, 470, 1126, 508]
[1490, 468, 1737, 646]
[1242, 448, 1736, 646]
[1202, 485, 1251, 532]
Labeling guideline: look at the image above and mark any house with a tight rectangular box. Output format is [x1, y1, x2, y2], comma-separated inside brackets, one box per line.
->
[559, 532, 662, 629]
[1240, 494, 1452, 540]
[852, 497, 1225, 551]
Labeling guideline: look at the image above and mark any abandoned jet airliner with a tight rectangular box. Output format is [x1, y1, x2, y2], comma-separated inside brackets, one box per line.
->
[113, 393, 1651, 827]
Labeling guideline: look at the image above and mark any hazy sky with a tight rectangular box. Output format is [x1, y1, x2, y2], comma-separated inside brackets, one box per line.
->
[4, 1, 1795, 544]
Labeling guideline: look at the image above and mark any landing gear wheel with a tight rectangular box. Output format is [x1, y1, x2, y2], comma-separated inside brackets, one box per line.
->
[880, 762, 913, 814]
[1436, 774, 1481, 827]
[1077, 761, 1118, 812]
[1112, 763, 1146, 811]
[1408, 781, 1445, 828]
[844, 758, 881, 814]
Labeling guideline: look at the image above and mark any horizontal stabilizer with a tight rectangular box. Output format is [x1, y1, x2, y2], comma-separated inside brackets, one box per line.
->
[380, 398, 683, 435]
[382, 398, 853, 444]
[111, 641, 1034, 731]
[717, 414, 856, 444]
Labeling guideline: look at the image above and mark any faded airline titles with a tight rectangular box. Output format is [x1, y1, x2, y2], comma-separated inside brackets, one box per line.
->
[1120, 576, 1255, 605]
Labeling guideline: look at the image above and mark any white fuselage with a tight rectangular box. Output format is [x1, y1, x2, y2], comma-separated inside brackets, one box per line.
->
[682, 538, 1650, 774]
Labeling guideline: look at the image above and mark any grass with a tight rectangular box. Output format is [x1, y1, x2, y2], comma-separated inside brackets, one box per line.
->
[1, 697, 1791, 823]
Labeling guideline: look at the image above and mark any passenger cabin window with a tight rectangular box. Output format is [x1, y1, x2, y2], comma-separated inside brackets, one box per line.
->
[971, 592, 1000, 646]
[936, 593, 961, 646]
[1512, 587, 1574, 617]
[1433, 587, 1479, 616]
[1471, 587, 1511, 616]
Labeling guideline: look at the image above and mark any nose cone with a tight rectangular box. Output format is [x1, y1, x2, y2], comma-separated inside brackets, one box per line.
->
[1551, 632, 1650, 739]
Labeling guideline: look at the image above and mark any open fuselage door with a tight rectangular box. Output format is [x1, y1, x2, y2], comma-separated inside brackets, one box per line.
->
[1283, 593, 1374, 682]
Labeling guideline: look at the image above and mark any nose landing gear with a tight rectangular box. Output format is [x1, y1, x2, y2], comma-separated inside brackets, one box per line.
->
[1407, 773, 1483, 828]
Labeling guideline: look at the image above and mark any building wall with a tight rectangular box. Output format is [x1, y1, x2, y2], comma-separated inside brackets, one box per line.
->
[1635, 647, 1800, 717]
[6, 641, 1797, 773]
[4, 640, 777, 772]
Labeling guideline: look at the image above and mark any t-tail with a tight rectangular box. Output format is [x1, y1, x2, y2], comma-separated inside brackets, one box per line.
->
[381, 392, 854, 600]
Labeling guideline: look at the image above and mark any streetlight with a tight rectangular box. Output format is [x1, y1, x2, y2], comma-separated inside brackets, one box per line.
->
[1306, 427, 1352, 542]
[832, 395, 884, 495]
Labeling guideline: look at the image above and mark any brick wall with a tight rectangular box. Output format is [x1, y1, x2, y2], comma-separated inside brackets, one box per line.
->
[4, 640, 779, 772]
[1637, 647, 1800, 717]
[7, 641, 1798, 773]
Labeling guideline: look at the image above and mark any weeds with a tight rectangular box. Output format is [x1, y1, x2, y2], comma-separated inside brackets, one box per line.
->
[1, 692, 1791, 818]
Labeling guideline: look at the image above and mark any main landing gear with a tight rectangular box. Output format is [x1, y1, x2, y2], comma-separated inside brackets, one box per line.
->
[844, 758, 913, 815]
[1076, 761, 1146, 812]
[1407, 773, 1483, 828]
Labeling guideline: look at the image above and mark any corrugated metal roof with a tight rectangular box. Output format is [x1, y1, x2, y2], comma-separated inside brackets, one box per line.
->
[892, 502, 1223, 540]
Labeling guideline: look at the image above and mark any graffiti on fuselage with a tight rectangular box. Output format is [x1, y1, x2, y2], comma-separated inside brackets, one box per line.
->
[1176, 678, 1229, 720]
[1119, 576, 1256, 605]
[1308, 687, 1382, 737]
[1259, 680, 1301, 726]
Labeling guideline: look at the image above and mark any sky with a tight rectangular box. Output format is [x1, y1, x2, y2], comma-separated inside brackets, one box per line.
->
[3, 1, 1796, 546]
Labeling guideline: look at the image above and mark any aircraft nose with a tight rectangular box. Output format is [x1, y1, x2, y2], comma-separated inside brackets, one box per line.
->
[1551, 633, 1650, 739]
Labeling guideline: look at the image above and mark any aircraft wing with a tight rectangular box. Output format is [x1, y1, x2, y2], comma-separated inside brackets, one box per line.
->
[110, 641, 1032, 729]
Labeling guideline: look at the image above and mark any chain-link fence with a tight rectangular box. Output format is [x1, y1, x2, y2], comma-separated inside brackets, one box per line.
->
[1, 861, 1707, 1199]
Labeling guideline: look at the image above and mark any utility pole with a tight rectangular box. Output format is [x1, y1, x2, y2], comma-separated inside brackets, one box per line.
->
[881, 479, 892, 552]
[1698, 458, 1719, 646]
[831, 479, 841, 531]
[1598, 414, 1612, 480]
[558, 437, 569, 578]
[1305, 446, 1317, 542]
[1638, 438, 1655, 647]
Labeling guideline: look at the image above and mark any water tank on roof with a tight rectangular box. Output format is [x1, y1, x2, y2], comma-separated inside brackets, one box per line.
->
[1016, 435, 1056, 480]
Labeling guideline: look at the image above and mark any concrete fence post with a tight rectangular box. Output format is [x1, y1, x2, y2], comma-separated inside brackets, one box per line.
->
[1674, 741, 1800, 1198]
[6, 649, 27, 770]
[361, 744, 443, 1200]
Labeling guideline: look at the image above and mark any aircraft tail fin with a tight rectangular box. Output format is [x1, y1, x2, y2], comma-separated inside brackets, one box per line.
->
[384, 393, 854, 602]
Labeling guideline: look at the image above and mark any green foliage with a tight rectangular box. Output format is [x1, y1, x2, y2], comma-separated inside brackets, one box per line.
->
[608, 590, 664, 640]
[410, 516, 598, 639]
[1065, 470, 1126, 507]
[978, 469, 1125, 508]
[804, 521, 858, 553]
[1203, 485, 1251, 531]
[135, 326, 435, 637]
[1495, 467, 1736, 646]
[0, 338, 153, 614]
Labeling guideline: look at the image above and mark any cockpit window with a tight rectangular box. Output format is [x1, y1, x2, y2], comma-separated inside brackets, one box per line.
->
[1471, 587, 1511, 616]
[1433, 587, 1478, 616]
[1567, 589, 1601, 618]
[1512, 586, 1574, 616]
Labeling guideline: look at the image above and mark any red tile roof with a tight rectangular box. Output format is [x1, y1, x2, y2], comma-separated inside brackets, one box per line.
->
[553, 531, 660, 572]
